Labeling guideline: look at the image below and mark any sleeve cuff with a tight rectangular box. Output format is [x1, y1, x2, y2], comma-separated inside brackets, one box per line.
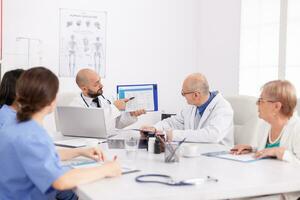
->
[172, 130, 185, 141]
[282, 150, 292, 162]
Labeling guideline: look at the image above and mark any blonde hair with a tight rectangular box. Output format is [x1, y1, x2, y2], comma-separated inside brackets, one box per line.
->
[262, 80, 297, 117]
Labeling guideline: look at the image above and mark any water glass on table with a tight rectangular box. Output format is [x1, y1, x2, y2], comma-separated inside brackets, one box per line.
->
[125, 137, 139, 160]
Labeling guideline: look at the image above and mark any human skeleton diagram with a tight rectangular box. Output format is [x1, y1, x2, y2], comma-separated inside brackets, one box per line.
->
[68, 35, 77, 76]
[93, 37, 103, 74]
[83, 37, 89, 53]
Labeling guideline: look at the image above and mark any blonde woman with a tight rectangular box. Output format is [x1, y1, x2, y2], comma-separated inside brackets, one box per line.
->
[232, 80, 300, 199]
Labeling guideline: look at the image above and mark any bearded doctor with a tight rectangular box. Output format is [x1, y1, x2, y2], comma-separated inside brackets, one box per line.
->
[70, 68, 145, 129]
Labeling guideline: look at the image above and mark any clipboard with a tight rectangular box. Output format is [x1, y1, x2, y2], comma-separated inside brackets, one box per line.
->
[202, 151, 263, 163]
[69, 159, 140, 175]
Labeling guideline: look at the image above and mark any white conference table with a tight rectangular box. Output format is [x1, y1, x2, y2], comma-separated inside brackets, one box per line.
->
[75, 143, 300, 200]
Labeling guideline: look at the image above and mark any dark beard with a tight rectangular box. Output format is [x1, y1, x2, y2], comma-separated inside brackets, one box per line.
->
[87, 89, 102, 98]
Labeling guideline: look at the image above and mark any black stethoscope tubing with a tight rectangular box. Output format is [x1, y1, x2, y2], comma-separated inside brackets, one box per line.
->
[80, 93, 111, 107]
[135, 174, 194, 186]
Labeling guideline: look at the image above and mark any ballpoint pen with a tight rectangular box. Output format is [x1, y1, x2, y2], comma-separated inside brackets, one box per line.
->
[128, 97, 135, 101]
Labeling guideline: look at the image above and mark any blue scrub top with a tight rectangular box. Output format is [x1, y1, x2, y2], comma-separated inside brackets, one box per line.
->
[0, 104, 16, 129]
[0, 119, 68, 200]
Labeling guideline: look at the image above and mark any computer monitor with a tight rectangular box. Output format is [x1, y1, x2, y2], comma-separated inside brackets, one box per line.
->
[116, 84, 158, 112]
[56, 106, 108, 138]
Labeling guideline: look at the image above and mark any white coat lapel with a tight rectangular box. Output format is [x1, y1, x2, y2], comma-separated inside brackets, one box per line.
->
[255, 121, 269, 150]
[198, 105, 214, 128]
[280, 115, 297, 147]
[197, 96, 218, 128]
[190, 107, 197, 128]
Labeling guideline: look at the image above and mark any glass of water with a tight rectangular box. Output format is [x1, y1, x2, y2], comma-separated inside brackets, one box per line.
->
[125, 137, 139, 161]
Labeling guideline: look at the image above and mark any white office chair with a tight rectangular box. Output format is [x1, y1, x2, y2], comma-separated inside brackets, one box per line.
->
[296, 99, 300, 116]
[56, 92, 78, 106]
[44, 92, 78, 137]
[53, 92, 78, 133]
[226, 95, 260, 145]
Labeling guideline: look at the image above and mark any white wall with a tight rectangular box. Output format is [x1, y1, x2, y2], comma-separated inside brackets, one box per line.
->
[2, 0, 241, 133]
[197, 0, 241, 95]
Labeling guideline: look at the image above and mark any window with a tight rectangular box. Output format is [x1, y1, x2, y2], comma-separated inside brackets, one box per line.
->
[240, 0, 300, 96]
[286, 0, 300, 95]
[239, 0, 280, 96]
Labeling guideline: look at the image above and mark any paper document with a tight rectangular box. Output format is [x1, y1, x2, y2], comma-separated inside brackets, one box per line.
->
[125, 92, 154, 112]
[117, 84, 158, 112]
[202, 151, 262, 163]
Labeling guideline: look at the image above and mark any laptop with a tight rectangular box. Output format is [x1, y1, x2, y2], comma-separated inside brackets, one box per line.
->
[55, 106, 109, 139]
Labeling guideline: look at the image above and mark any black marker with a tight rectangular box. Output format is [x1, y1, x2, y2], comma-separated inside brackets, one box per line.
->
[128, 97, 135, 101]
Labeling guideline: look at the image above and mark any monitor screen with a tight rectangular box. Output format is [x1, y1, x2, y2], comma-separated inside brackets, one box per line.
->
[116, 84, 158, 112]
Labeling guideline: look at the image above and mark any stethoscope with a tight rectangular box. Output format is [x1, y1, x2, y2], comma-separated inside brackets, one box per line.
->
[135, 174, 218, 186]
[81, 93, 111, 107]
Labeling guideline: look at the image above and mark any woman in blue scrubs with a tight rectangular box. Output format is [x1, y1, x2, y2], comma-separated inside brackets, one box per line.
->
[0, 67, 121, 200]
[0, 68, 24, 128]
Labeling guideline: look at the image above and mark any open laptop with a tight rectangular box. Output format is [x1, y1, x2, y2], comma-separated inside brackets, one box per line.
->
[55, 106, 108, 139]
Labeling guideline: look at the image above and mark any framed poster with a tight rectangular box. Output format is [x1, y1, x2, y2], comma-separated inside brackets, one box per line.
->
[59, 9, 107, 77]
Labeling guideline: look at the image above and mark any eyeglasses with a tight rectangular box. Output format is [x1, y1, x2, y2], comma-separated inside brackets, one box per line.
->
[256, 97, 277, 104]
[181, 90, 199, 96]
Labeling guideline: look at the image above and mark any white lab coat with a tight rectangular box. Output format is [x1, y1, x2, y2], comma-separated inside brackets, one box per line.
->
[70, 94, 137, 130]
[154, 93, 234, 146]
[237, 116, 300, 200]
[254, 114, 300, 165]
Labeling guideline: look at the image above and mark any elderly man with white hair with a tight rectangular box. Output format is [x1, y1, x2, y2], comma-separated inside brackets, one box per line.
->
[141, 73, 234, 146]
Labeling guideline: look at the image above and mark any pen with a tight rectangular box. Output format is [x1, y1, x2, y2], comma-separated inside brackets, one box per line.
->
[122, 169, 141, 175]
[166, 138, 186, 162]
[97, 140, 107, 144]
[128, 97, 135, 101]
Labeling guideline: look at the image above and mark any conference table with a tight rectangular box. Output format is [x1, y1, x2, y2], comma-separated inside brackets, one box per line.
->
[74, 142, 300, 200]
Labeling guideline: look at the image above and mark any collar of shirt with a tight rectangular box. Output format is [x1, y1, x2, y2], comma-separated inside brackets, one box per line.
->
[197, 91, 218, 116]
[81, 93, 96, 107]
[2, 104, 16, 113]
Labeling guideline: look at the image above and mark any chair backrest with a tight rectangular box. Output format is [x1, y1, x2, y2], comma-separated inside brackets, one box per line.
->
[296, 99, 300, 116]
[54, 92, 78, 132]
[226, 95, 260, 145]
[56, 92, 78, 106]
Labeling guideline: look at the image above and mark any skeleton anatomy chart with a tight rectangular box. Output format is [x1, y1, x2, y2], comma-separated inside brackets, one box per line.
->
[59, 9, 107, 77]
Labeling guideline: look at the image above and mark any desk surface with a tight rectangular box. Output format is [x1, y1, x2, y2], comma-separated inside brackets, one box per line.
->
[75, 143, 300, 200]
